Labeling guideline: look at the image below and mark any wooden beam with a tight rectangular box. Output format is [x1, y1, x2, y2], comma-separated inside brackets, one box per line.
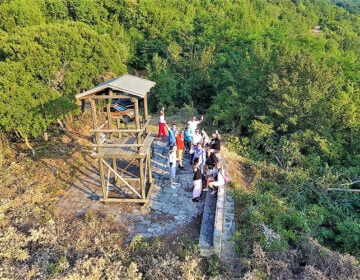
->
[133, 98, 141, 143]
[147, 150, 153, 184]
[100, 198, 147, 203]
[90, 99, 98, 136]
[101, 159, 142, 198]
[112, 158, 117, 184]
[89, 94, 130, 100]
[108, 90, 114, 131]
[90, 128, 142, 133]
[91, 153, 145, 160]
[98, 120, 109, 129]
[105, 168, 110, 198]
[139, 159, 145, 199]
[124, 178, 141, 182]
[144, 93, 149, 120]
[99, 159, 107, 202]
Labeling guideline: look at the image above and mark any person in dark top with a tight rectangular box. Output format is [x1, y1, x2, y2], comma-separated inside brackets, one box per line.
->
[192, 158, 202, 202]
[207, 132, 220, 157]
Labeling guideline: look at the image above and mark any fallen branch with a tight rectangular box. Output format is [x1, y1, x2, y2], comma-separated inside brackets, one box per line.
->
[339, 179, 360, 186]
[327, 188, 360, 193]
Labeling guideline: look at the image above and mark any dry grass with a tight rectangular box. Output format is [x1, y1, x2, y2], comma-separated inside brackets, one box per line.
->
[1, 111, 359, 279]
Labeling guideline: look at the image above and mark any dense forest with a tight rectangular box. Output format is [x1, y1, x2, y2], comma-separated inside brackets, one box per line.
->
[0, 0, 359, 279]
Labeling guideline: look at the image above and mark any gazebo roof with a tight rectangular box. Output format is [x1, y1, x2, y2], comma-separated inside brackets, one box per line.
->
[76, 74, 156, 100]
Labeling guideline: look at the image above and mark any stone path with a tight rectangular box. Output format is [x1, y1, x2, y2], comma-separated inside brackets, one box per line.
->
[57, 138, 205, 239]
[126, 139, 205, 238]
[57, 137, 236, 261]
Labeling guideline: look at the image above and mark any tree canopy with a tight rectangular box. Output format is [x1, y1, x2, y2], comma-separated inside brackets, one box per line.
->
[0, 0, 359, 272]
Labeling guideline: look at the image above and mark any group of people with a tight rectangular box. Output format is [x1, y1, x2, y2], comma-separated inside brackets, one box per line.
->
[158, 107, 225, 202]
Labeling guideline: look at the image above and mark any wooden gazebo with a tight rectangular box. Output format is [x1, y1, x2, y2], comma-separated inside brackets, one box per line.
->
[76, 74, 156, 203]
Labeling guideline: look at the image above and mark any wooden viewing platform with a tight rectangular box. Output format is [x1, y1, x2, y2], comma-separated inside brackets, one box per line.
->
[76, 74, 156, 203]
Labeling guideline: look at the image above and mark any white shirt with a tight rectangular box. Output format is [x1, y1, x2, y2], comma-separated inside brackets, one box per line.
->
[187, 120, 200, 132]
[192, 133, 203, 146]
[168, 150, 177, 166]
[212, 170, 226, 187]
[159, 115, 165, 123]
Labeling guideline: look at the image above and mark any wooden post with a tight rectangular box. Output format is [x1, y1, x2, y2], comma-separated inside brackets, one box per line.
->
[113, 158, 117, 184]
[108, 90, 113, 133]
[90, 99, 100, 148]
[143, 93, 149, 120]
[133, 98, 141, 144]
[139, 159, 145, 199]
[99, 159, 107, 202]
[90, 98, 107, 202]
[117, 119, 121, 138]
[147, 150, 153, 184]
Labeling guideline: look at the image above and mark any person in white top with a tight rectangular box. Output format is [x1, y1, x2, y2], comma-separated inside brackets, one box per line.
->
[168, 145, 179, 189]
[191, 129, 203, 146]
[208, 161, 226, 195]
[187, 115, 203, 132]
[190, 128, 203, 164]
[158, 107, 167, 139]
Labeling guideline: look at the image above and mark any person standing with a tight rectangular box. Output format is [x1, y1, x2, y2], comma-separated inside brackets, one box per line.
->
[176, 129, 185, 170]
[208, 132, 221, 157]
[193, 142, 206, 173]
[157, 107, 167, 140]
[190, 129, 203, 164]
[168, 145, 179, 189]
[165, 123, 177, 150]
[187, 115, 204, 133]
[208, 161, 226, 195]
[192, 158, 202, 202]
[184, 123, 193, 153]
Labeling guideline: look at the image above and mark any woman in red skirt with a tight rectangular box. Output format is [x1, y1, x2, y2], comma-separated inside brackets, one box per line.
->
[158, 107, 167, 139]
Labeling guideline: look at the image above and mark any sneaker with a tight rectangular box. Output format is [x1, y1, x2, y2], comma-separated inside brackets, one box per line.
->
[192, 198, 200, 202]
[211, 190, 217, 195]
[170, 185, 176, 189]
[173, 182, 180, 186]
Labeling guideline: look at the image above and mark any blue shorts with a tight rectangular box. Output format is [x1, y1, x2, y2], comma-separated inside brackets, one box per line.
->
[169, 166, 176, 179]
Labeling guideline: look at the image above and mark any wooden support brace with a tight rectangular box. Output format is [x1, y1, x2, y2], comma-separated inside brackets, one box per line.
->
[139, 159, 145, 199]
[101, 159, 142, 198]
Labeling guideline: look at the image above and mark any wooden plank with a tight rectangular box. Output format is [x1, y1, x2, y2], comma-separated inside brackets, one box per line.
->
[91, 152, 144, 160]
[140, 159, 145, 198]
[100, 198, 147, 203]
[143, 180, 155, 208]
[124, 178, 141, 182]
[99, 159, 107, 201]
[91, 128, 142, 133]
[139, 135, 154, 156]
[98, 120, 109, 129]
[141, 119, 151, 131]
[89, 94, 130, 100]
[147, 150, 153, 184]
[106, 168, 110, 198]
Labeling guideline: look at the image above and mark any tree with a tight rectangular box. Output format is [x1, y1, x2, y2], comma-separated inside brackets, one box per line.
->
[0, 22, 128, 147]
